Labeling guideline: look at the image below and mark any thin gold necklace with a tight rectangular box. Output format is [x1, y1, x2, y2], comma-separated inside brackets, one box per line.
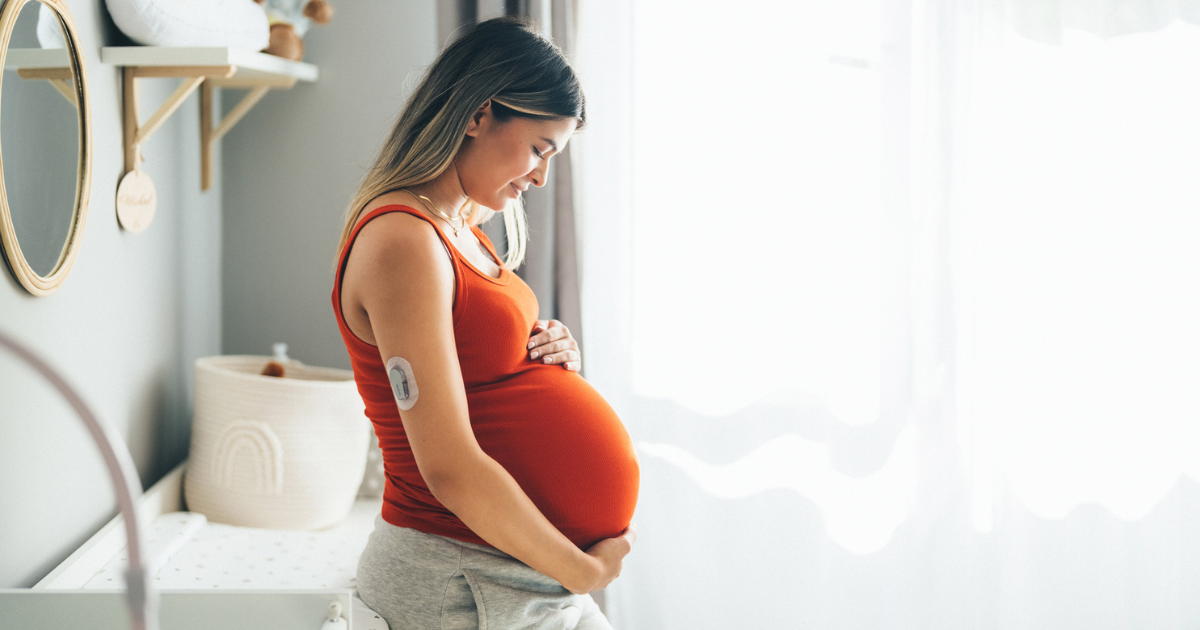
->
[407, 189, 466, 237]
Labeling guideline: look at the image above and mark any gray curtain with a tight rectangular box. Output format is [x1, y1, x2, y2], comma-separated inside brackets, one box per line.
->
[439, 0, 585, 364]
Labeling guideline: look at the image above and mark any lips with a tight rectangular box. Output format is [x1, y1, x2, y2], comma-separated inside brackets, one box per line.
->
[510, 183, 523, 197]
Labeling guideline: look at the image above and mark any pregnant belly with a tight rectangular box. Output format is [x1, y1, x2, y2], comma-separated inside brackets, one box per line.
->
[467, 368, 640, 549]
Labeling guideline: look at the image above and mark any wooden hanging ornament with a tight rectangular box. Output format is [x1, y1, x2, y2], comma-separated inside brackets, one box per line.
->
[115, 167, 157, 233]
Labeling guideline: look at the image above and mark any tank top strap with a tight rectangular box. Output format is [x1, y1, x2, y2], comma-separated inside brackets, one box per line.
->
[335, 204, 467, 333]
[471, 224, 505, 267]
[339, 204, 464, 275]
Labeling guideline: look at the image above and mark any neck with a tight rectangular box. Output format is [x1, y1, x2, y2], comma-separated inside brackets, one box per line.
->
[413, 161, 469, 219]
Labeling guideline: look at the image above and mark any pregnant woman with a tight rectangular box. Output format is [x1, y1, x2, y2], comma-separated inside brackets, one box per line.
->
[331, 17, 640, 630]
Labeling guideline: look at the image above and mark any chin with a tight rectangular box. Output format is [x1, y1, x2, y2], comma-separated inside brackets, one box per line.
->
[477, 194, 510, 212]
[466, 185, 513, 212]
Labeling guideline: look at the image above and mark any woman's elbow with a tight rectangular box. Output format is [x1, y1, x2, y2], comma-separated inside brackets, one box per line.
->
[419, 454, 483, 505]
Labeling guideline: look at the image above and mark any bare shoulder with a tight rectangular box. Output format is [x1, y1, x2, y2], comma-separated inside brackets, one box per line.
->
[353, 212, 438, 262]
[346, 190, 439, 262]
[350, 192, 433, 256]
[342, 202, 454, 312]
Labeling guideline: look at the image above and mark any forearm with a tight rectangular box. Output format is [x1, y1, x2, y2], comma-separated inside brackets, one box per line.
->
[427, 453, 599, 593]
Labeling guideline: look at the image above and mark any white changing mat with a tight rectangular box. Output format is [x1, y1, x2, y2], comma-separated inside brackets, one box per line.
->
[78, 498, 389, 630]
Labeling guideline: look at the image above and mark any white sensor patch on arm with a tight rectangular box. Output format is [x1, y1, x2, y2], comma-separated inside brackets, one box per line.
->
[386, 357, 419, 411]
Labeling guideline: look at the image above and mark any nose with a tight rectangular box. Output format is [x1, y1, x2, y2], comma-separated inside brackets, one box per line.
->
[529, 160, 549, 187]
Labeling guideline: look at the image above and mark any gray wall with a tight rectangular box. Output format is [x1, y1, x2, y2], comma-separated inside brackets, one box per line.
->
[221, 2, 437, 369]
[0, 2, 222, 588]
[0, 0, 437, 589]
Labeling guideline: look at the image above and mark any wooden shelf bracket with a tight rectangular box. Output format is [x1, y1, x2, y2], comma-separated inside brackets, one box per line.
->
[122, 66, 233, 176]
[104, 47, 318, 191]
[15, 67, 78, 107]
[7, 49, 81, 108]
[200, 76, 297, 191]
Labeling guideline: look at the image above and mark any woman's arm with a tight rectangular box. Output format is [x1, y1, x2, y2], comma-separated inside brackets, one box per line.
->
[343, 212, 632, 594]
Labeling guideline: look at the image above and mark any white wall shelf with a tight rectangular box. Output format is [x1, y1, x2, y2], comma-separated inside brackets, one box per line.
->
[5, 47, 71, 68]
[100, 47, 319, 191]
[5, 48, 78, 105]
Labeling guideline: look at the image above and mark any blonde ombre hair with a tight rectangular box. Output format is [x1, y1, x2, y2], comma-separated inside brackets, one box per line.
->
[335, 17, 586, 271]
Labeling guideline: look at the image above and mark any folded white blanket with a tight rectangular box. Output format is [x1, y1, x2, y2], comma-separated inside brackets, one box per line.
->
[105, 0, 269, 50]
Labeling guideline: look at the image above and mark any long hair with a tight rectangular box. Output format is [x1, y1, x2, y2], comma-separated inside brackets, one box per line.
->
[335, 17, 586, 271]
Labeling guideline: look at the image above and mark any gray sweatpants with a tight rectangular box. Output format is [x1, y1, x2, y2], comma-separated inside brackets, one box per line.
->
[356, 514, 614, 630]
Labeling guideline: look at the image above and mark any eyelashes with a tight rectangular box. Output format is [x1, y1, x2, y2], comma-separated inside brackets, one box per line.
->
[533, 147, 546, 160]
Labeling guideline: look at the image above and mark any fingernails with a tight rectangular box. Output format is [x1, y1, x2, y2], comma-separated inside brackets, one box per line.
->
[530, 351, 539, 359]
[543, 357, 552, 364]
[527, 341, 535, 349]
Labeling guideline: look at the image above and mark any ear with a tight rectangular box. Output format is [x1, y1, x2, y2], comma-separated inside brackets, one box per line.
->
[464, 99, 494, 139]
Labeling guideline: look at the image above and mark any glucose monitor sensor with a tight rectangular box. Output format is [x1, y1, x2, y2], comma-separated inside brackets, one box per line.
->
[386, 357, 419, 410]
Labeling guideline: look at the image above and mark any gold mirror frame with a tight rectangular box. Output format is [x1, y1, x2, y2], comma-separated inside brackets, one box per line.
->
[0, 0, 91, 297]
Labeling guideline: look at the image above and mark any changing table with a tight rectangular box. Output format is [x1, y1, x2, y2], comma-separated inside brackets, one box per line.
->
[20, 461, 391, 629]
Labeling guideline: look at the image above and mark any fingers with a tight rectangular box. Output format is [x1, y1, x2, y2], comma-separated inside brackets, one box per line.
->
[531, 350, 578, 368]
[579, 528, 637, 592]
[527, 321, 580, 370]
[529, 318, 557, 336]
[601, 526, 636, 556]
[532, 350, 581, 371]
[527, 319, 572, 352]
[528, 321, 567, 345]
[586, 526, 637, 556]
[529, 340, 576, 360]
[614, 535, 632, 557]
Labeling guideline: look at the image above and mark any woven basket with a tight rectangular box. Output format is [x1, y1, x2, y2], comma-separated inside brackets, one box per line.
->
[184, 355, 370, 530]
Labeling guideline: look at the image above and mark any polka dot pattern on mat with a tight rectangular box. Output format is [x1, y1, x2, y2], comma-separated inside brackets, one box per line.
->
[82, 498, 389, 630]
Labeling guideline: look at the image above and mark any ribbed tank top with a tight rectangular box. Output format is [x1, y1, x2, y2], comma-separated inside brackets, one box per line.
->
[332, 205, 640, 550]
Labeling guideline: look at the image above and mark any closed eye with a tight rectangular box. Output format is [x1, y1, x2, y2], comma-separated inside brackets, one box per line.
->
[533, 147, 546, 160]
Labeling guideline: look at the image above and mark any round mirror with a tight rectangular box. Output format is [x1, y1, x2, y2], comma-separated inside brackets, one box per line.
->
[0, 0, 90, 296]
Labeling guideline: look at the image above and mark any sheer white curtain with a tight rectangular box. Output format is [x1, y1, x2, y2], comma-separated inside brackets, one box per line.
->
[575, 0, 1200, 628]
[950, 7, 1200, 535]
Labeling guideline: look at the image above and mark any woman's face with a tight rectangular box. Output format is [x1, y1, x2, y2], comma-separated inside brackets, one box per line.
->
[456, 102, 579, 211]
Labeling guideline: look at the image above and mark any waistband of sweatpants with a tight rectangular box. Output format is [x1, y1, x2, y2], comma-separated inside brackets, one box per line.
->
[373, 513, 520, 561]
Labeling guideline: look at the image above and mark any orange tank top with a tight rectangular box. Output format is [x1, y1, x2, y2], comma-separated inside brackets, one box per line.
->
[332, 205, 639, 550]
